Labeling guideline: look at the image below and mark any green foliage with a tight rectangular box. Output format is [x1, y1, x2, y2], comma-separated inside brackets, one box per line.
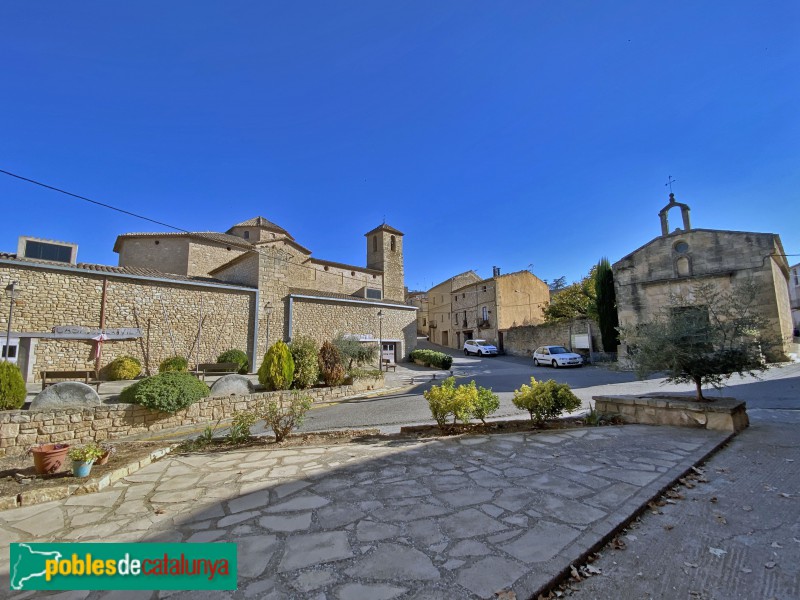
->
[68, 443, 104, 463]
[217, 349, 249, 374]
[289, 336, 320, 389]
[0, 361, 27, 410]
[258, 341, 295, 391]
[409, 349, 453, 370]
[512, 377, 581, 424]
[619, 280, 775, 401]
[158, 355, 188, 373]
[333, 334, 378, 369]
[595, 257, 620, 352]
[543, 266, 598, 324]
[105, 355, 142, 381]
[423, 377, 478, 432]
[226, 410, 257, 444]
[260, 392, 313, 442]
[120, 372, 209, 413]
[473, 385, 500, 425]
[318, 341, 346, 386]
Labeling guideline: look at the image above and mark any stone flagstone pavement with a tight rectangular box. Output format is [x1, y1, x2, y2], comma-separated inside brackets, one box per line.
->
[1, 425, 727, 599]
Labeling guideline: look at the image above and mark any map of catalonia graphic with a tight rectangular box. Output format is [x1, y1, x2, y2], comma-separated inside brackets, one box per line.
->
[10, 544, 63, 590]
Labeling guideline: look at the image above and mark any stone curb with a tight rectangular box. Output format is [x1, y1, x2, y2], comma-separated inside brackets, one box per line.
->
[0, 445, 177, 511]
[521, 430, 737, 599]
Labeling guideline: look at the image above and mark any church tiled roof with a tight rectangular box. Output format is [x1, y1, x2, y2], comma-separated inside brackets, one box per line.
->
[228, 216, 294, 239]
[112, 231, 252, 253]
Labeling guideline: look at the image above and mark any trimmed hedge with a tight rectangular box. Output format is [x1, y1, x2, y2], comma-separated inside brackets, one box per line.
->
[217, 349, 249, 374]
[0, 361, 26, 410]
[105, 355, 142, 381]
[258, 341, 295, 391]
[409, 349, 453, 370]
[120, 372, 209, 413]
[158, 356, 188, 373]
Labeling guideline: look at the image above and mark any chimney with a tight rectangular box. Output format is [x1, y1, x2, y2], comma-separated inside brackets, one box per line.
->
[492, 266, 500, 278]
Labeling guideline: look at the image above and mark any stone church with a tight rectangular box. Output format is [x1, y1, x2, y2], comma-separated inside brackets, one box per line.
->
[612, 194, 794, 360]
[1, 218, 416, 381]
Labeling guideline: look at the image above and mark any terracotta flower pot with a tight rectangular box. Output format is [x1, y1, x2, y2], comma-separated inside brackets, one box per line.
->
[96, 451, 110, 466]
[31, 443, 71, 475]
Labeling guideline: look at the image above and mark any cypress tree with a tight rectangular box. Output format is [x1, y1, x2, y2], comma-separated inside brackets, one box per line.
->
[595, 257, 620, 352]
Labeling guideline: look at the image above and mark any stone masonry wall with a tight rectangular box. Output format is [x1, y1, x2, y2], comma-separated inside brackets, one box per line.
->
[0, 263, 255, 380]
[0, 376, 382, 457]
[504, 318, 603, 356]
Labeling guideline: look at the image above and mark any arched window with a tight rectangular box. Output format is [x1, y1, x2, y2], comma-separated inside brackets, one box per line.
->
[373, 236, 377, 252]
[390, 235, 396, 252]
[676, 257, 691, 277]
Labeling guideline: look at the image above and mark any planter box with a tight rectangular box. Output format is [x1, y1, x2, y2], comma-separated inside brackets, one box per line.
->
[593, 394, 749, 433]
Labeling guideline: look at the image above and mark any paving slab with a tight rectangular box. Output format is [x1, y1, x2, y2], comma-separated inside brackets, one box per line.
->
[0, 424, 728, 598]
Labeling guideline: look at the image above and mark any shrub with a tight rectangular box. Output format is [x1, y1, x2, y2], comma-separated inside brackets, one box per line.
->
[0, 361, 26, 410]
[473, 385, 500, 425]
[318, 341, 346, 386]
[105, 355, 142, 381]
[120, 372, 209, 413]
[158, 356, 188, 373]
[217, 349, 249, 374]
[423, 377, 477, 432]
[512, 377, 581, 424]
[226, 410, 257, 444]
[260, 392, 313, 442]
[289, 336, 320, 389]
[333, 334, 378, 370]
[349, 368, 383, 380]
[258, 341, 295, 391]
[410, 349, 453, 370]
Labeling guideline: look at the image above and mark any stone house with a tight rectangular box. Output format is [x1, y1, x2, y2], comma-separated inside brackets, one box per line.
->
[612, 193, 794, 360]
[449, 270, 550, 352]
[789, 263, 800, 336]
[406, 291, 429, 337]
[1, 219, 416, 381]
[427, 271, 482, 348]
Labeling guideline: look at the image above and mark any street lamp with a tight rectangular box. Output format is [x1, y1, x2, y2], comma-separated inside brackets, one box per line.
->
[264, 301, 273, 355]
[4, 282, 18, 361]
[377, 310, 383, 370]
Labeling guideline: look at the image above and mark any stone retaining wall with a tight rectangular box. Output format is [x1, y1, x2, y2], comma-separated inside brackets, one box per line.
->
[504, 318, 603, 356]
[0, 376, 382, 457]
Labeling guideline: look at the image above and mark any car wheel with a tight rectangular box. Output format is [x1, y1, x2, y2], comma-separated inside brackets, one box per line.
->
[464, 349, 469, 356]
[551, 360, 558, 368]
[478, 350, 484, 356]
[533, 358, 539, 367]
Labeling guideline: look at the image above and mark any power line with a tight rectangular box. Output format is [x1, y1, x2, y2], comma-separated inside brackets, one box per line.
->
[0, 169, 191, 233]
[0, 168, 394, 289]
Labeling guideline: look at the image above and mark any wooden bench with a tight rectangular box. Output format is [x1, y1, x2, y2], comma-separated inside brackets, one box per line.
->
[41, 370, 102, 391]
[192, 362, 240, 381]
[381, 358, 397, 372]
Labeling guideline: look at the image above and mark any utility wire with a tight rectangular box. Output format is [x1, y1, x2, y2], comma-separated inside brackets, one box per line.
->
[0, 169, 191, 233]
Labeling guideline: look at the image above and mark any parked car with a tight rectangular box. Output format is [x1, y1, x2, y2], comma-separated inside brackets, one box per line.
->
[533, 345, 583, 368]
[463, 339, 498, 356]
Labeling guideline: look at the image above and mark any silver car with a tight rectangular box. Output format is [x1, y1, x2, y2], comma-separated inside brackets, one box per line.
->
[533, 345, 583, 368]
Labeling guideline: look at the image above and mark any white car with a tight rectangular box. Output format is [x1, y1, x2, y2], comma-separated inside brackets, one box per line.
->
[533, 345, 583, 368]
[463, 339, 498, 356]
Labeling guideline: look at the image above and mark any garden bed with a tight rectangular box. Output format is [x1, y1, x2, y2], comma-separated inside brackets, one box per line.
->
[398, 414, 623, 437]
[0, 441, 175, 510]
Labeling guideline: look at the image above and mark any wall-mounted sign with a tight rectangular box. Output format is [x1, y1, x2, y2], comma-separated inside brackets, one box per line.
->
[51, 326, 142, 340]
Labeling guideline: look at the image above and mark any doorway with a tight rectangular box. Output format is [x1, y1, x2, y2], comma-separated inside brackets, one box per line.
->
[381, 342, 396, 364]
[441, 331, 449, 346]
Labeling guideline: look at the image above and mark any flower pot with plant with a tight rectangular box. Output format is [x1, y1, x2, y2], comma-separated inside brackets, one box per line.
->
[96, 444, 116, 466]
[68, 443, 104, 478]
[29, 443, 71, 475]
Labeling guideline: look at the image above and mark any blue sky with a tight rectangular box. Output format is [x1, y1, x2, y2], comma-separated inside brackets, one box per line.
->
[2, 2, 798, 291]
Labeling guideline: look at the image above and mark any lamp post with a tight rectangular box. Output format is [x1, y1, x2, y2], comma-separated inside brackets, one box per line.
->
[4, 282, 18, 361]
[377, 309, 383, 370]
[264, 301, 273, 355]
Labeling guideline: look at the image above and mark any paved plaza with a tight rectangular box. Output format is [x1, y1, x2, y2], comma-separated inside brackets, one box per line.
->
[2, 424, 726, 599]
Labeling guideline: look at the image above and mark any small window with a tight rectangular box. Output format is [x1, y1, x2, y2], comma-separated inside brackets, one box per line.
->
[482, 286, 487, 293]
[154, 240, 160, 245]
[373, 236, 378, 252]
[462, 293, 465, 299]
[674, 241, 689, 254]
[423, 318, 427, 326]
[1, 344, 17, 358]
[390, 235, 396, 252]
[24, 240, 72, 263]
[482, 306, 488, 321]
[351, 271, 355, 276]
[676, 256, 690, 276]
[366, 288, 382, 299]
[243, 231, 250, 239]
[324, 265, 329, 271]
